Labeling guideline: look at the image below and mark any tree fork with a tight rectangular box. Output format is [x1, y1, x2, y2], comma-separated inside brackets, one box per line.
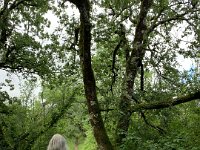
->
[115, 0, 153, 146]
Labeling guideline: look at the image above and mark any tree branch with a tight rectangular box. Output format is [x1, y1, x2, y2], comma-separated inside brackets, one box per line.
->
[140, 111, 166, 134]
[131, 91, 200, 112]
[111, 26, 125, 92]
[148, 13, 186, 34]
[147, 8, 199, 34]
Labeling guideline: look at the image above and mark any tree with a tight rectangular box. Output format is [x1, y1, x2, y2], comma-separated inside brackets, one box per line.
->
[62, 0, 200, 149]
[0, 0, 62, 78]
[1, 0, 200, 149]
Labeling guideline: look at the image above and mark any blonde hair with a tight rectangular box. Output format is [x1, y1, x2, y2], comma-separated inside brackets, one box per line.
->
[47, 134, 67, 150]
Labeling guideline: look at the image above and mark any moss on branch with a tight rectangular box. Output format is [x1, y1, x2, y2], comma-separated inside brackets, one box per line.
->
[132, 91, 200, 112]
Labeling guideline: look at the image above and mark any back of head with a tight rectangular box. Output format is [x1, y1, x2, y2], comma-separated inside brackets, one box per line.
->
[47, 134, 67, 150]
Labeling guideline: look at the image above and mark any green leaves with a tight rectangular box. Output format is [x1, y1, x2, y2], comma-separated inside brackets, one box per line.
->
[0, 0, 200, 149]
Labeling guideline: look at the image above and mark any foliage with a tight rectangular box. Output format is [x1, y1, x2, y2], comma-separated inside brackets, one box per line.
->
[121, 101, 200, 150]
[0, 0, 200, 149]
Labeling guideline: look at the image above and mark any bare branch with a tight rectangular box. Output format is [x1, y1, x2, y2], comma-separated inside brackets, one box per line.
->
[111, 25, 125, 92]
[140, 111, 166, 134]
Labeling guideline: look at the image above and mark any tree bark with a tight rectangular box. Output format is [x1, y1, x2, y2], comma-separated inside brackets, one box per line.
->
[68, 0, 114, 149]
[115, 0, 153, 146]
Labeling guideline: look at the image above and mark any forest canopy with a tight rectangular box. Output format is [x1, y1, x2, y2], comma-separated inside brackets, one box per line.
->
[0, 0, 200, 149]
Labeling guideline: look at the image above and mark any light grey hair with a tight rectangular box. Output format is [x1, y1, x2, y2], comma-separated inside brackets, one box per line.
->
[47, 134, 68, 150]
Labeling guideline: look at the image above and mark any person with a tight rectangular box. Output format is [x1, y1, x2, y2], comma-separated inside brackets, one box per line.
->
[47, 134, 68, 150]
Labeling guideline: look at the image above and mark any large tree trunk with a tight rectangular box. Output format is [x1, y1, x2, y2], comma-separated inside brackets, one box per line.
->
[115, 0, 153, 146]
[68, 0, 114, 149]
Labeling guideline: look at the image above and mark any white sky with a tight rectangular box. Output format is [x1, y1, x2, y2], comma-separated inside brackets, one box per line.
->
[0, 70, 41, 97]
[0, 70, 21, 97]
